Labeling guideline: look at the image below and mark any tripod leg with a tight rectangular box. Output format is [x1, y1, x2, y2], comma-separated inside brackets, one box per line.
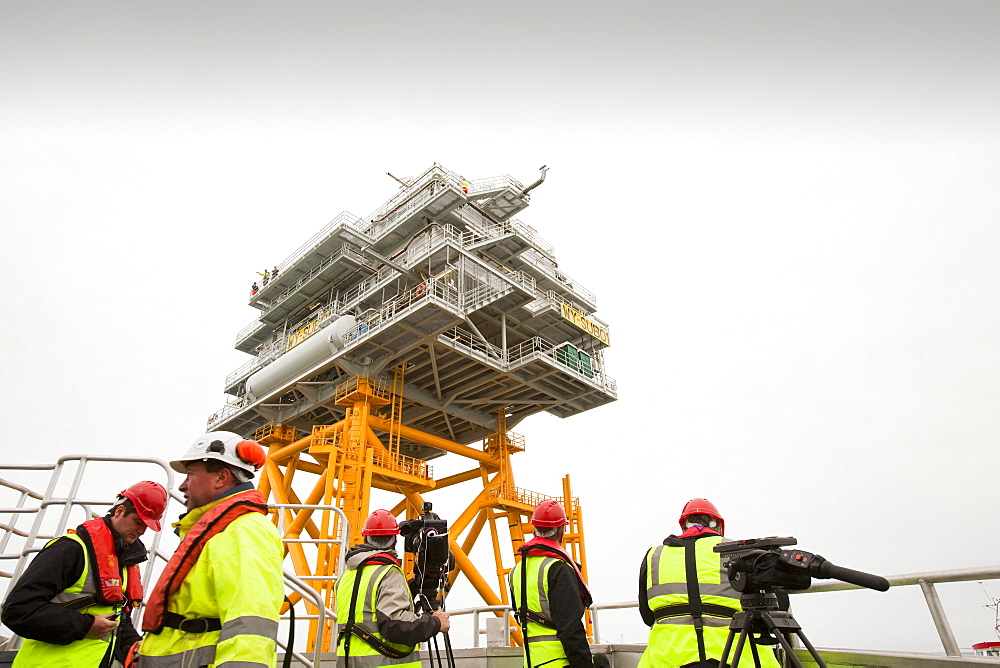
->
[443, 630, 456, 668]
[748, 635, 763, 668]
[770, 633, 804, 668]
[720, 628, 737, 666]
[429, 634, 442, 668]
[790, 629, 827, 668]
[729, 627, 750, 667]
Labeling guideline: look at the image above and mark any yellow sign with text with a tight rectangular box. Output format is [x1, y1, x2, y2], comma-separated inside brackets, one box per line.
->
[560, 303, 611, 346]
[286, 310, 334, 351]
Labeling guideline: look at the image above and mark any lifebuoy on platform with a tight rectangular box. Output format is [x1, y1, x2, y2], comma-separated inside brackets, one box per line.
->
[413, 283, 426, 298]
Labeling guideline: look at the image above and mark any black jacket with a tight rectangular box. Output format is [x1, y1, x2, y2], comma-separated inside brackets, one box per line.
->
[1, 517, 147, 664]
[510, 556, 593, 667]
[544, 559, 593, 667]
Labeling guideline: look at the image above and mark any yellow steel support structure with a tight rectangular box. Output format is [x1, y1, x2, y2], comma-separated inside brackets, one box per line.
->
[255, 373, 591, 651]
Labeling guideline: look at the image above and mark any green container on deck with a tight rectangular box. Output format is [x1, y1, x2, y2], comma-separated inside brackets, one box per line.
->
[555, 343, 579, 372]
[577, 351, 594, 378]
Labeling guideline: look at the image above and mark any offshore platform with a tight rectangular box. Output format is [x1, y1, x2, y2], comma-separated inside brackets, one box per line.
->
[207, 163, 616, 645]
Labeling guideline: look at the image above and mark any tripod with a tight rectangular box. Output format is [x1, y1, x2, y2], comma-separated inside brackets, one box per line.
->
[412, 575, 455, 668]
[719, 592, 826, 668]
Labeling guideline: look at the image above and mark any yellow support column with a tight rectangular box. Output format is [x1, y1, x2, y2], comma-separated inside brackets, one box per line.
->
[252, 376, 590, 652]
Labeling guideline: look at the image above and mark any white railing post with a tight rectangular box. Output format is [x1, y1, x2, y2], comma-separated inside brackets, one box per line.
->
[918, 579, 961, 656]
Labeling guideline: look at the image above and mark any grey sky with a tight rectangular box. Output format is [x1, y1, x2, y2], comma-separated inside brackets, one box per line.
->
[2, 0, 999, 654]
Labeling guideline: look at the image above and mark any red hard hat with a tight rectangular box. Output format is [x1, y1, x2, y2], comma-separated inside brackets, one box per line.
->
[119, 481, 168, 531]
[531, 499, 569, 528]
[363, 509, 400, 536]
[679, 498, 724, 535]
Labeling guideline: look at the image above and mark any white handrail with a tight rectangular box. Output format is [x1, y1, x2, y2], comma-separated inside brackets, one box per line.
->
[443, 567, 1000, 656]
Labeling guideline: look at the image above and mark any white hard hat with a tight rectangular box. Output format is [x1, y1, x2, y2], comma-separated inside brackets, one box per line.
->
[171, 431, 267, 478]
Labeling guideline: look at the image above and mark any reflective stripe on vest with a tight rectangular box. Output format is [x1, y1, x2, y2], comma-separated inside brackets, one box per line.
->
[48, 533, 120, 609]
[142, 489, 268, 634]
[134, 505, 284, 668]
[645, 536, 739, 615]
[336, 654, 421, 668]
[638, 535, 771, 668]
[509, 556, 569, 668]
[335, 561, 419, 667]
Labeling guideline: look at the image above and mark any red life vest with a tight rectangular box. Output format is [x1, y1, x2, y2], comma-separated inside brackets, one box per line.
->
[142, 490, 268, 634]
[677, 525, 721, 539]
[519, 536, 592, 606]
[360, 551, 400, 567]
[71, 517, 143, 606]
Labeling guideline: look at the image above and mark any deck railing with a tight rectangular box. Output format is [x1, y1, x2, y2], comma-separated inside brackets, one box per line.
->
[0, 463, 346, 667]
[445, 567, 1000, 658]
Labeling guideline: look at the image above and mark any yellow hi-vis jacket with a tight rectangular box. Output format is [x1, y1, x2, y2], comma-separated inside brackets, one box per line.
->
[638, 534, 778, 667]
[334, 556, 419, 667]
[509, 556, 569, 668]
[13, 532, 127, 667]
[135, 491, 284, 668]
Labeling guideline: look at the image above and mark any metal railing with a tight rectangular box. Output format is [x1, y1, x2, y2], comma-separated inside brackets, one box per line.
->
[341, 278, 462, 346]
[0, 457, 179, 651]
[212, 321, 617, 432]
[364, 165, 449, 227]
[0, 480, 43, 577]
[467, 173, 526, 196]
[523, 290, 601, 323]
[451, 205, 556, 258]
[506, 337, 617, 396]
[372, 450, 433, 480]
[235, 319, 267, 345]
[364, 168, 459, 239]
[228, 220, 575, 400]
[228, 262, 403, 392]
[275, 211, 368, 279]
[446, 565, 1000, 656]
[269, 502, 349, 667]
[485, 485, 579, 515]
[0, 464, 349, 667]
[439, 326, 504, 361]
[801, 565, 1000, 657]
[517, 249, 597, 308]
[363, 167, 528, 241]
[246, 212, 368, 310]
[254, 243, 368, 322]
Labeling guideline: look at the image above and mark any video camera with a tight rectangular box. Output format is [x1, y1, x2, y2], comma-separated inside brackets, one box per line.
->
[714, 536, 890, 594]
[398, 502, 451, 609]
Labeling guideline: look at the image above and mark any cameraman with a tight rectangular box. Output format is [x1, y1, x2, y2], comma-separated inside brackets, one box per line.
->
[335, 509, 449, 667]
[637, 498, 778, 667]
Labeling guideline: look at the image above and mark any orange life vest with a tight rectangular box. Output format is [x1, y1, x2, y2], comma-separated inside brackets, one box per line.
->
[141, 490, 268, 634]
[70, 517, 143, 607]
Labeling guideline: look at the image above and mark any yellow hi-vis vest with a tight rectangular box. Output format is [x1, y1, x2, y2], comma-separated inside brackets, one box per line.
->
[638, 535, 778, 667]
[334, 557, 419, 667]
[509, 556, 569, 668]
[134, 495, 284, 668]
[13, 533, 125, 668]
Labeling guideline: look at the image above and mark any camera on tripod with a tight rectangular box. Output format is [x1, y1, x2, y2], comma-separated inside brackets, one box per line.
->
[714, 536, 890, 594]
[711, 537, 890, 668]
[398, 502, 452, 609]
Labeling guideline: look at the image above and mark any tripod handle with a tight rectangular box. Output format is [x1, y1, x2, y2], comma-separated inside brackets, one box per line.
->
[816, 560, 889, 591]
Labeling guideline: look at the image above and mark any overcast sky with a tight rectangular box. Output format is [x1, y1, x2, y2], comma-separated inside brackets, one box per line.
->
[2, 0, 1000, 655]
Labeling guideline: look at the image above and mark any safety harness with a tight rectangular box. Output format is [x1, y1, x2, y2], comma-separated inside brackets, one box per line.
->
[661, 534, 738, 668]
[339, 552, 415, 666]
[513, 538, 591, 668]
